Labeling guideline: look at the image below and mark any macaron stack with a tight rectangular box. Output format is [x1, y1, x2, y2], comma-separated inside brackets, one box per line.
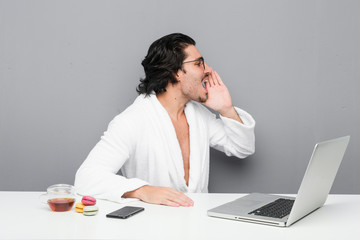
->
[75, 196, 99, 216]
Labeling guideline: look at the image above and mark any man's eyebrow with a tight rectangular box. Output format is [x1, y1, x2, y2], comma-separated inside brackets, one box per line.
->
[184, 56, 204, 63]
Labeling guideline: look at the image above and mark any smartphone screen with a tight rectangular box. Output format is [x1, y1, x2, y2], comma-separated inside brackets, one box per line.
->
[106, 206, 144, 219]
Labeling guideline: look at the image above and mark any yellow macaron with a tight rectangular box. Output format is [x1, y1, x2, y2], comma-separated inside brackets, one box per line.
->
[75, 202, 85, 213]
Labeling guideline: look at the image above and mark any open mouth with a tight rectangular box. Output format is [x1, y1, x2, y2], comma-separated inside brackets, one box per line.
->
[202, 80, 207, 89]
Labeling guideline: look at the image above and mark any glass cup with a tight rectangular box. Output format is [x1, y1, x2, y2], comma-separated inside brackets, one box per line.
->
[40, 184, 76, 212]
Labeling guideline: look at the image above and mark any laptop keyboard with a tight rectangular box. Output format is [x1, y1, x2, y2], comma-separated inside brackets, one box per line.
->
[248, 198, 295, 219]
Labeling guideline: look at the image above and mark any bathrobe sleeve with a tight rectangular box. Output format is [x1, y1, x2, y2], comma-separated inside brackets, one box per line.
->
[207, 106, 255, 158]
[74, 112, 149, 203]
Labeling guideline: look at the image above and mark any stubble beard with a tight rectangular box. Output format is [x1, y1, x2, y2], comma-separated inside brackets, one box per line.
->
[198, 92, 208, 103]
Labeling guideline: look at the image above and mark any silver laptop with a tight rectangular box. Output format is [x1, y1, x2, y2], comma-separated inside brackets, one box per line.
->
[208, 136, 350, 227]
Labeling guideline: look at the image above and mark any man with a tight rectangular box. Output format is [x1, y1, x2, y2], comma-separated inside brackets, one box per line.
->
[75, 33, 255, 207]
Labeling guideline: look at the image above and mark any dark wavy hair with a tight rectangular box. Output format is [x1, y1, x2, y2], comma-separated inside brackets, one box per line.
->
[136, 33, 196, 95]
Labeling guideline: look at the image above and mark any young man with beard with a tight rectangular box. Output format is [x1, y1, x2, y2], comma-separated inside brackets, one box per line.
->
[75, 33, 255, 207]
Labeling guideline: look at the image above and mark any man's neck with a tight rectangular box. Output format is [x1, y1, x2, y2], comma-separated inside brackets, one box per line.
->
[156, 87, 188, 121]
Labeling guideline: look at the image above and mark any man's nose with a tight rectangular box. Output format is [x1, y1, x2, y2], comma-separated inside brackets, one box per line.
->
[204, 63, 212, 73]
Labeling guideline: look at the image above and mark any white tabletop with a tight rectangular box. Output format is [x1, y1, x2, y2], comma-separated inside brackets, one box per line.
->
[0, 192, 359, 239]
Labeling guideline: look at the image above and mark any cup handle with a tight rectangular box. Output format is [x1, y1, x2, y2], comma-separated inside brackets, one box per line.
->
[39, 193, 48, 204]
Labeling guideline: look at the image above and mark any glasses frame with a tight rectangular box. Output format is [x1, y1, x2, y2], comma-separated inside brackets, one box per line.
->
[182, 57, 205, 69]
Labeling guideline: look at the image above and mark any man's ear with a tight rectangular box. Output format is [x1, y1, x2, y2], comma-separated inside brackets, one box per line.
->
[175, 69, 183, 82]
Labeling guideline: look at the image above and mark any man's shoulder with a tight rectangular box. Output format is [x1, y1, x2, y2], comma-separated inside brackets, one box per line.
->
[112, 95, 149, 122]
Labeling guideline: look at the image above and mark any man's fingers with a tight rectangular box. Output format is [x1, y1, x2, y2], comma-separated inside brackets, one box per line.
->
[208, 71, 222, 87]
[133, 185, 194, 207]
[214, 71, 223, 85]
[162, 200, 180, 207]
[166, 190, 194, 207]
[208, 71, 216, 87]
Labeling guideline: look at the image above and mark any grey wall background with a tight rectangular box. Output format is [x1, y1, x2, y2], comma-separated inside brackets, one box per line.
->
[1, 0, 359, 194]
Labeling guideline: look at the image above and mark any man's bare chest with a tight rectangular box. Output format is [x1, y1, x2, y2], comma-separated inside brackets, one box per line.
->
[171, 119, 190, 157]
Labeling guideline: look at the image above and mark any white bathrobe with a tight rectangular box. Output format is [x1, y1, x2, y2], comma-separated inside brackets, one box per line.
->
[75, 94, 255, 203]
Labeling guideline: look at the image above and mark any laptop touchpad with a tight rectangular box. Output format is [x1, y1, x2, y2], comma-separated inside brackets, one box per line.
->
[218, 199, 263, 214]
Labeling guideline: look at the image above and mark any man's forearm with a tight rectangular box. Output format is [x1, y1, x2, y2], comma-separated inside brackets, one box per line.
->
[219, 106, 243, 124]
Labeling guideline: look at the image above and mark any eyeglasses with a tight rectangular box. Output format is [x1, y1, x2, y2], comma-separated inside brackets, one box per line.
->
[183, 57, 205, 69]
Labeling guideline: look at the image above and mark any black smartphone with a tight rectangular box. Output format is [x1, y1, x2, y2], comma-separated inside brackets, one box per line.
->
[106, 206, 145, 219]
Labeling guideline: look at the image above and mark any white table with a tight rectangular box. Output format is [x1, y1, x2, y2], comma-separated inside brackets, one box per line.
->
[0, 192, 359, 239]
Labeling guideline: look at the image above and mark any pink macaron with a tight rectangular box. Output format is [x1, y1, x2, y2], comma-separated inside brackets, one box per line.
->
[81, 196, 96, 206]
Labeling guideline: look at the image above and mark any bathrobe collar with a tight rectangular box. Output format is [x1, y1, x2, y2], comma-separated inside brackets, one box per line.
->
[138, 93, 206, 192]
